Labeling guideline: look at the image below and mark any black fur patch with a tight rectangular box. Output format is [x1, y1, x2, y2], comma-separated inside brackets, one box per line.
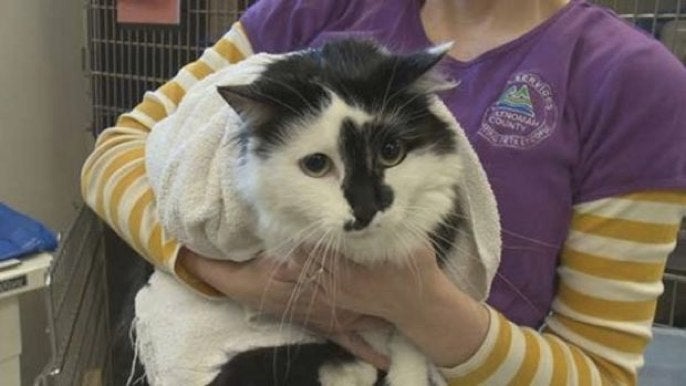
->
[217, 39, 457, 159]
[339, 119, 394, 230]
[208, 342, 385, 386]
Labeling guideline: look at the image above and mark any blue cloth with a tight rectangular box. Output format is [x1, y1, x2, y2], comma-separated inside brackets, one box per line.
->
[0, 203, 58, 261]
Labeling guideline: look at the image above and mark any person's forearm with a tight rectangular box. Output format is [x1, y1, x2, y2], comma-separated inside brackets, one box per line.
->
[388, 271, 490, 367]
[393, 191, 686, 385]
[177, 246, 245, 297]
[81, 22, 253, 296]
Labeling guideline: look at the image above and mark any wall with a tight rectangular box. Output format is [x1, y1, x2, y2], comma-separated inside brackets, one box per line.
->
[0, 0, 92, 384]
[0, 1, 92, 232]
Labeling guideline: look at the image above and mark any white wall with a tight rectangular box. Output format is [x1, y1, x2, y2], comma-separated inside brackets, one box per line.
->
[0, 0, 92, 233]
[0, 0, 92, 384]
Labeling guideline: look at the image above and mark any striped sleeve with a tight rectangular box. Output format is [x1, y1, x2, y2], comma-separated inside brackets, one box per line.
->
[441, 190, 686, 385]
[80, 22, 254, 295]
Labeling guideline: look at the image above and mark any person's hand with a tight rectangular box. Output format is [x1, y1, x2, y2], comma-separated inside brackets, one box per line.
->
[283, 244, 490, 368]
[177, 247, 391, 369]
[287, 243, 445, 324]
[269, 243, 446, 370]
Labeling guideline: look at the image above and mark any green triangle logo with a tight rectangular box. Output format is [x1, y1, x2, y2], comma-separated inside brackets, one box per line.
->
[496, 85, 535, 117]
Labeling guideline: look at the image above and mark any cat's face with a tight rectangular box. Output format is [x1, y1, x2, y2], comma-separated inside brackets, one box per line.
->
[220, 40, 462, 263]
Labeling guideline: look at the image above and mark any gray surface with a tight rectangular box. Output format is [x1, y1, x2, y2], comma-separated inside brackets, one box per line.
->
[639, 326, 686, 386]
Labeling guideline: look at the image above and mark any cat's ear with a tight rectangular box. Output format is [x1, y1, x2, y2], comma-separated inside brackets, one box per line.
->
[395, 42, 457, 93]
[404, 42, 452, 75]
[217, 84, 276, 123]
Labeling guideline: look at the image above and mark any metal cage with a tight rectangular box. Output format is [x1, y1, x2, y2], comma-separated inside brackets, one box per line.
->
[593, 0, 686, 61]
[35, 207, 109, 386]
[87, 0, 253, 134]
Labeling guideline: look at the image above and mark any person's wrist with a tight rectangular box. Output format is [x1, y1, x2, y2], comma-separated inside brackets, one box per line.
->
[176, 246, 195, 270]
[390, 270, 490, 367]
[388, 267, 440, 322]
[381, 265, 447, 325]
[177, 246, 244, 297]
[177, 246, 211, 279]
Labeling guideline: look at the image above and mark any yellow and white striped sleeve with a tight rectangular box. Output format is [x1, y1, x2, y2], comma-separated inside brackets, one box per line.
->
[80, 22, 254, 295]
[442, 190, 686, 385]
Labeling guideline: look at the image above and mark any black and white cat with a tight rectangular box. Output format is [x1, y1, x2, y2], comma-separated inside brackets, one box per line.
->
[140, 39, 500, 386]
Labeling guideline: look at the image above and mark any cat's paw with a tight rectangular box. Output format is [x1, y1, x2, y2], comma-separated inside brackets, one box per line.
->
[318, 360, 378, 386]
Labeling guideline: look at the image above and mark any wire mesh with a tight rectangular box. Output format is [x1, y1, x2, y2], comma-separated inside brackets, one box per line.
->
[34, 206, 109, 386]
[87, 0, 253, 134]
[593, 0, 686, 61]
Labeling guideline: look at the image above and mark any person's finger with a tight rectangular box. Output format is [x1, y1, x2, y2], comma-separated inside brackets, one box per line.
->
[330, 333, 390, 370]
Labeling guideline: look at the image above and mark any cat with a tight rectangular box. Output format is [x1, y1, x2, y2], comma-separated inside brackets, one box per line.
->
[140, 38, 499, 386]
[207, 39, 461, 386]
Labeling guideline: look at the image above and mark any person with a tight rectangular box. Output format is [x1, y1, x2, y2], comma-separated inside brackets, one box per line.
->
[81, 0, 686, 383]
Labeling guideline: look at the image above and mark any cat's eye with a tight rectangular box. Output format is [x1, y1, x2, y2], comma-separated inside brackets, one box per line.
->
[379, 139, 406, 167]
[300, 153, 332, 177]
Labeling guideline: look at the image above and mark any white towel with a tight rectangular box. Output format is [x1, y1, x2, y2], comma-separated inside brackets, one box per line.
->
[137, 52, 501, 385]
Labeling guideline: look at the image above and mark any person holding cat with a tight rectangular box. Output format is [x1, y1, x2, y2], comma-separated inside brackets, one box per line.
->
[81, 0, 686, 384]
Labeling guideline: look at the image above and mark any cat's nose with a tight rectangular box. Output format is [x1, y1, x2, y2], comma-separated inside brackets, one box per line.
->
[344, 209, 376, 231]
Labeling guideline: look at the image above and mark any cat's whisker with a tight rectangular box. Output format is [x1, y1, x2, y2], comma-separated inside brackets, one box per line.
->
[331, 233, 343, 329]
[414, 214, 558, 255]
[265, 220, 322, 256]
[379, 57, 400, 117]
[502, 245, 558, 253]
[303, 231, 333, 327]
[279, 229, 331, 332]
[406, 204, 557, 252]
[408, 222, 483, 265]
[490, 270, 544, 317]
[290, 228, 336, 330]
[501, 228, 559, 249]
[319, 232, 340, 331]
[393, 227, 425, 293]
[258, 221, 325, 317]
[401, 219, 486, 296]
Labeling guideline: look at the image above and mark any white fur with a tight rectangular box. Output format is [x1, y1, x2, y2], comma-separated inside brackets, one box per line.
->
[238, 92, 463, 267]
[141, 53, 501, 386]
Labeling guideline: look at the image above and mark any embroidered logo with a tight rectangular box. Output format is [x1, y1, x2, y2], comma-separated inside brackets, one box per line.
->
[478, 72, 558, 149]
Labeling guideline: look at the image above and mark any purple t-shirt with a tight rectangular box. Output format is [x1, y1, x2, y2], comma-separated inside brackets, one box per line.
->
[241, 0, 686, 327]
